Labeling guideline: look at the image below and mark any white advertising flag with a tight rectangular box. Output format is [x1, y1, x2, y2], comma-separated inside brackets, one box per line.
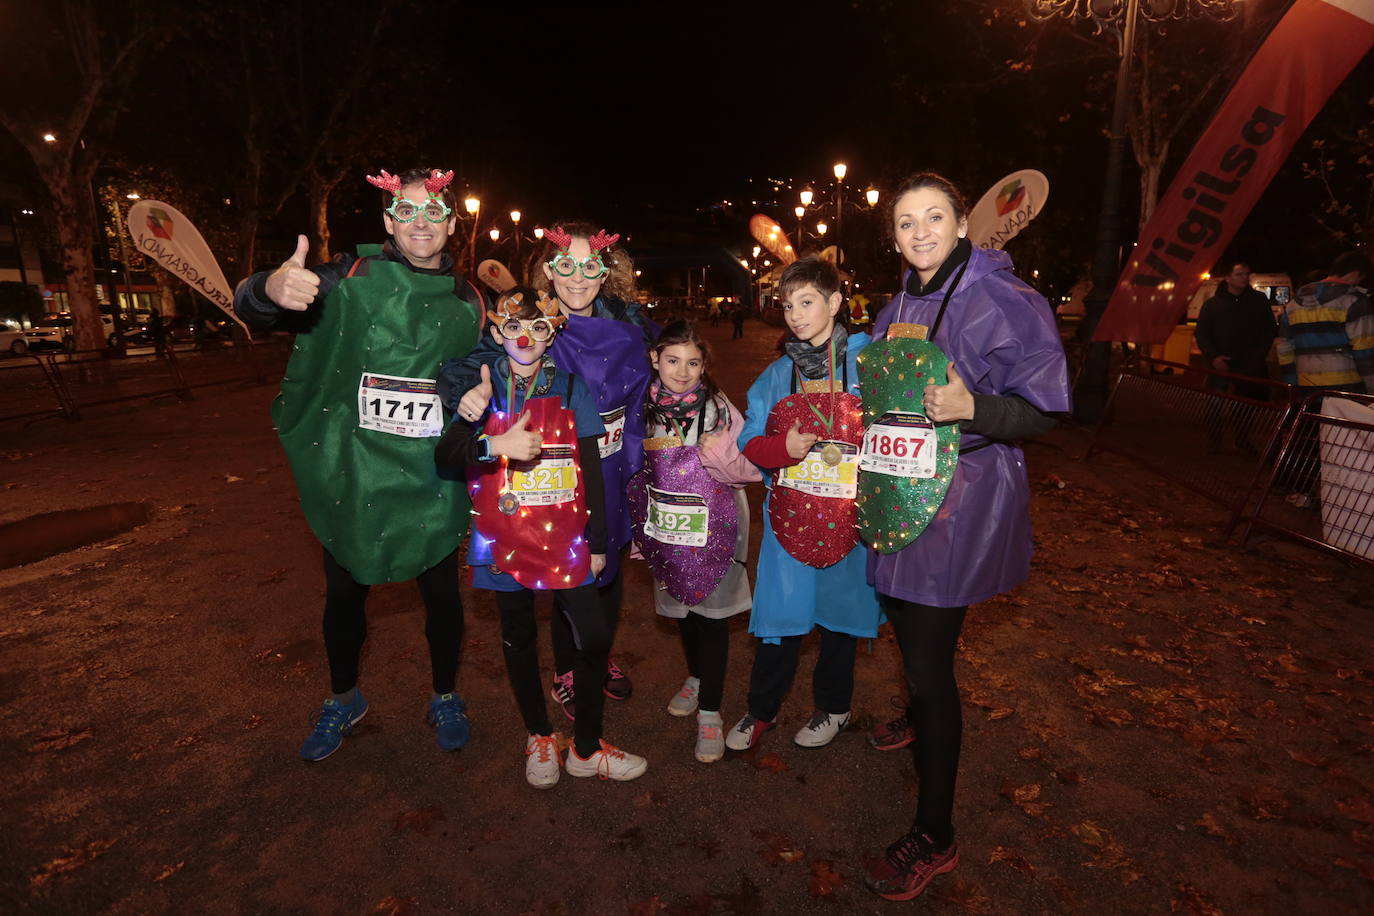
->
[126, 200, 248, 334]
[966, 170, 1050, 251]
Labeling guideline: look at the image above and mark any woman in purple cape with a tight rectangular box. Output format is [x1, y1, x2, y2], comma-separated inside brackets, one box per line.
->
[863, 173, 1070, 902]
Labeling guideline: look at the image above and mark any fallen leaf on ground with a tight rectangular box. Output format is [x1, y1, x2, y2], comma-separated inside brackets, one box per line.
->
[929, 877, 991, 913]
[392, 806, 445, 836]
[807, 859, 845, 897]
[1194, 811, 1232, 840]
[153, 862, 185, 882]
[1334, 857, 1374, 882]
[372, 897, 419, 916]
[988, 845, 1035, 876]
[29, 840, 115, 890]
[27, 728, 93, 753]
[1287, 748, 1330, 767]
[752, 751, 787, 773]
[1337, 798, 1374, 824]
[1171, 883, 1223, 915]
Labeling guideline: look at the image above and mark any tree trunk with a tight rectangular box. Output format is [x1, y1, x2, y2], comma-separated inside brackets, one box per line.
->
[308, 172, 344, 263]
[49, 169, 104, 354]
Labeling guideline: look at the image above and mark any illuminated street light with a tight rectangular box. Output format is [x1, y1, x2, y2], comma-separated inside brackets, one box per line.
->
[752, 246, 761, 258]
[126, 192, 140, 201]
[510, 210, 521, 224]
[816, 222, 828, 236]
[489, 228, 500, 241]
[740, 259, 749, 268]
[464, 197, 480, 215]
[794, 206, 804, 219]
[799, 189, 814, 207]
[534, 227, 544, 240]
[42, 132, 56, 143]
[832, 163, 847, 181]
[866, 188, 880, 207]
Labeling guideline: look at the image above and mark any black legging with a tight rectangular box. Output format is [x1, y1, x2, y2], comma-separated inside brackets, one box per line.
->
[551, 562, 624, 676]
[496, 585, 610, 759]
[678, 613, 730, 712]
[884, 598, 968, 849]
[321, 547, 463, 695]
[745, 625, 857, 722]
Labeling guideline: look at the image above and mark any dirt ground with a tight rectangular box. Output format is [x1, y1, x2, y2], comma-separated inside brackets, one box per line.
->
[2, 320, 1372, 915]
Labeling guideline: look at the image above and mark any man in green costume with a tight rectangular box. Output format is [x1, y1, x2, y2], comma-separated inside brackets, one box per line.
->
[234, 167, 484, 761]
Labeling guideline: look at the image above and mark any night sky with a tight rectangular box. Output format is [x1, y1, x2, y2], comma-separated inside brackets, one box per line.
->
[3, 0, 1370, 294]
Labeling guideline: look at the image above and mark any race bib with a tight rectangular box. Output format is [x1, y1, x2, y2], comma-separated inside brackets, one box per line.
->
[358, 373, 443, 437]
[778, 441, 859, 499]
[860, 413, 937, 479]
[510, 444, 577, 506]
[644, 486, 709, 547]
[598, 407, 626, 459]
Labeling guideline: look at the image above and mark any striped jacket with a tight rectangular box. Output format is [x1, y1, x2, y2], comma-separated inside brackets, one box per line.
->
[1276, 278, 1374, 393]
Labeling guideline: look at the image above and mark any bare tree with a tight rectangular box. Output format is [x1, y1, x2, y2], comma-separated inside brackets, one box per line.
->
[0, 1, 168, 353]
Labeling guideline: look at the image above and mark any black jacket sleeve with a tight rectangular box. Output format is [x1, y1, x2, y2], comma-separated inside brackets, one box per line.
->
[437, 334, 506, 412]
[578, 436, 608, 554]
[1194, 298, 1221, 362]
[435, 419, 482, 469]
[961, 393, 1057, 441]
[232, 253, 355, 332]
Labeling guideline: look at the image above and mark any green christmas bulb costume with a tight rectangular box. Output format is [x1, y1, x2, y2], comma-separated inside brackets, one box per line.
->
[272, 244, 481, 584]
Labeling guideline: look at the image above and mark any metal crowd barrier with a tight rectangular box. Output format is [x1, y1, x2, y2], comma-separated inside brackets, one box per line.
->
[1085, 354, 1293, 525]
[0, 355, 70, 426]
[1240, 392, 1374, 565]
[1086, 354, 1374, 568]
[166, 337, 292, 392]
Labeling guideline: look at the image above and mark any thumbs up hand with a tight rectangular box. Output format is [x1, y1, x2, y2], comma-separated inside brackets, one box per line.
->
[923, 361, 976, 422]
[785, 418, 819, 460]
[265, 235, 320, 311]
[489, 411, 543, 461]
[458, 364, 494, 422]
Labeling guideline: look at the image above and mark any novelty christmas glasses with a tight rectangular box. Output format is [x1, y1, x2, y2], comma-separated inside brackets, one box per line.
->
[543, 226, 621, 280]
[366, 168, 455, 222]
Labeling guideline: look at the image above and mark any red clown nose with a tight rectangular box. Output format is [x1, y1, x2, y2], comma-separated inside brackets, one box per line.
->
[517, 335, 531, 347]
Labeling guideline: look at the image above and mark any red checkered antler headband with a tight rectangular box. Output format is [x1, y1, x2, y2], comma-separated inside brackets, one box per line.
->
[588, 230, 620, 253]
[365, 169, 403, 194]
[423, 170, 454, 193]
[543, 226, 573, 251]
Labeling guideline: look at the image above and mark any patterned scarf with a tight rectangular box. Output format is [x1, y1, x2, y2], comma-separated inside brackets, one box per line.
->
[495, 353, 557, 406]
[649, 380, 705, 420]
[784, 324, 848, 381]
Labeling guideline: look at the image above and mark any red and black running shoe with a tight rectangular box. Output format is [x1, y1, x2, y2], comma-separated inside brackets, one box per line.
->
[868, 700, 915, 751]
[864, 829, 959, 901]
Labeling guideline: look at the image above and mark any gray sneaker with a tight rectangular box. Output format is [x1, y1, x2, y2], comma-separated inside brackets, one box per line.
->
[695, 711, 725, 763]
[667, 676, 700, 717]
[794, 709, 850, 748]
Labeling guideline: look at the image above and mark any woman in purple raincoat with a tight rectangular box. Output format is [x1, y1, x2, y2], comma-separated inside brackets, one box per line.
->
[863, 173, 1070, 902]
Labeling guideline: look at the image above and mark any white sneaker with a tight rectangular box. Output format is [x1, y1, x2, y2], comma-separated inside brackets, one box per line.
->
[696, 711, 725, 763]
[564, 739, 648, 781]
[525, 733, 561, 789]
[794, 710, 850, 748]
[724, 713, 774, 751]
[667, 676, 701, 717]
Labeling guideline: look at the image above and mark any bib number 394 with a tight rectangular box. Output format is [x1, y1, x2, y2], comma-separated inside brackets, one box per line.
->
[860, 412, 937, 479]
[358, 373, 443, 438]
[778, 442, 859, 499]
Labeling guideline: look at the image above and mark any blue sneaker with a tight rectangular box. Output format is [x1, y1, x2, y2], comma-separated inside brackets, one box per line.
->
[427, 693, 471, 751]
[299, 692, 368, 762]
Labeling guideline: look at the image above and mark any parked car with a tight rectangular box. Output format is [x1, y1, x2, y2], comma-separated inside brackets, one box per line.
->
[2, 322, 30, 355]
[24, 315, 120, 352]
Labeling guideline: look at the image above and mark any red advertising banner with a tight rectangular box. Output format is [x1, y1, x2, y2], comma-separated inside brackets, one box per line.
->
[1094, 0, 1374, 343]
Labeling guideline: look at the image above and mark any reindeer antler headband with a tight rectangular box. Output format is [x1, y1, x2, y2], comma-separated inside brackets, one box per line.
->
[487, 289, 566, 330]
[367, 168, 455, 221]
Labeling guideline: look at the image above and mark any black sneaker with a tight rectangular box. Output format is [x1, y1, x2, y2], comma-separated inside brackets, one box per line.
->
[604, 658, 632, 700]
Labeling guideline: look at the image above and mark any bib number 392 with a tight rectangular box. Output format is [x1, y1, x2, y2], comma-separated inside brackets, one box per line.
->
[860, 412, 937, 479]
[358, 373, 443, 438]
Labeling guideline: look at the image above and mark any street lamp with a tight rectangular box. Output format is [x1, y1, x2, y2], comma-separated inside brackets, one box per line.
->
[1026, 0, 1239, 421]
[799, 188, 814, 207]
[752, 246, 761, 258]
[42, 132, 56, 143]
[831, 163, 847, 265]
[816, 222, 828, 236]
[534, 227, 544, 240]
[463, 196, 481, 276]
[865, 188, 880, 207]
[489, 228, 500, 242]
[510, 209, 522, 264]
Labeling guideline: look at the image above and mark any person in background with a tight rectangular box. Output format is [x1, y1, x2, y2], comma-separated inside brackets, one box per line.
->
[1194, 261, 1277, 452]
